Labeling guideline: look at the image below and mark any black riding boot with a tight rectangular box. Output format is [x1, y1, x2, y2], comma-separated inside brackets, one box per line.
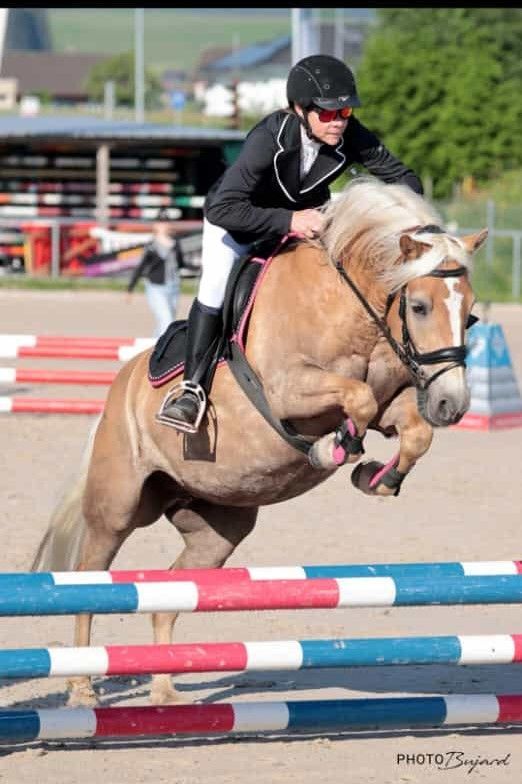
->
[156, 299, 222, 432]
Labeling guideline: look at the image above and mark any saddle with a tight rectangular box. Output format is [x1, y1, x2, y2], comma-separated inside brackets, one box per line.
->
[148, 233, 314, 455]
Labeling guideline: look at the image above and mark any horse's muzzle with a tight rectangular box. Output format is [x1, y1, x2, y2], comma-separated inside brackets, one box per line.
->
[417, 386, 470, 427]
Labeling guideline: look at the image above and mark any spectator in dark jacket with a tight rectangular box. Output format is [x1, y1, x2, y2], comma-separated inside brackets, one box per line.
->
[127, 209, 185, 338]
[158, 54, 423, 432]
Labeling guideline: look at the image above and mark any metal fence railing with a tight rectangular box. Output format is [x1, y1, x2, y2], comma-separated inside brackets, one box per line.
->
[1, 200, 521, 300]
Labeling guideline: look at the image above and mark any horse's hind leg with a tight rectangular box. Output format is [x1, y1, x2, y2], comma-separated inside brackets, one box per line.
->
[150, 500, 258, 705]
[68, 522, 131, 707]
[68, 466, 170, 707]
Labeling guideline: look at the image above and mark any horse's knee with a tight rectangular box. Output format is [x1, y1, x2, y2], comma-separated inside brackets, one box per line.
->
[344, 382, 378, 427]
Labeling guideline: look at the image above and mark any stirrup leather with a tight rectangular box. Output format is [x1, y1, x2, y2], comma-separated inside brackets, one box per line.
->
[155, 381, 207, 434]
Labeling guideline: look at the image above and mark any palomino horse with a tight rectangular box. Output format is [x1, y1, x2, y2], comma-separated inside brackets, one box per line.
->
[32, 177, 486, 707]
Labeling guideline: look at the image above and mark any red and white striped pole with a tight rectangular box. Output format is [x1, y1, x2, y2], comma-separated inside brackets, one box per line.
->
[0, 368, 116, 386]
[0, 397, 105, 414]
[0, 334, 154, 348]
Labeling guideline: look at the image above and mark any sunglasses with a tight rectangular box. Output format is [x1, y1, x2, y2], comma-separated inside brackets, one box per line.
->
[312, 106, 353, 123]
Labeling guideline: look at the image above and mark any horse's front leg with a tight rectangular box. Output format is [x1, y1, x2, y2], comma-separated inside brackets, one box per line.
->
[351, 386, 433, 497]
[268, 364, 379, 469]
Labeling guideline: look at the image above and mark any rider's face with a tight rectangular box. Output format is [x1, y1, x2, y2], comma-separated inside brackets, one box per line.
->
[295, 103, 350, 145]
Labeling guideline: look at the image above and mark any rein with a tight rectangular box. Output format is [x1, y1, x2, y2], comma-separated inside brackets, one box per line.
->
[333, 240, 471, 393]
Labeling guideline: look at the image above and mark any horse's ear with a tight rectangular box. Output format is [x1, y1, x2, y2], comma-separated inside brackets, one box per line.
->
[399, 232, 433, 260]
[460, 228, 488, 255]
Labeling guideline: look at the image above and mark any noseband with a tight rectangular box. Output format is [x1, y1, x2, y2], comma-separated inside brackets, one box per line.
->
[333, 228, 475, 396]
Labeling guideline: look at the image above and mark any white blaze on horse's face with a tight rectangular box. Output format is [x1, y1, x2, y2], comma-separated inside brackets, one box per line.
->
[443, 277, 465, 347]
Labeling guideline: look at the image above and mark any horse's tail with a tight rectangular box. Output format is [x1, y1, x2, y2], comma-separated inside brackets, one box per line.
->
[30, 414, 101, 572]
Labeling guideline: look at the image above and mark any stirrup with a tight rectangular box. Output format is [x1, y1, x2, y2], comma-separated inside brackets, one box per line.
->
[156, 381, 207, 434]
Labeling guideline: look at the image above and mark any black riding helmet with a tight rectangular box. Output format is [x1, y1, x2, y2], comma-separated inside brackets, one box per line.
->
[286, 54, 361, 111]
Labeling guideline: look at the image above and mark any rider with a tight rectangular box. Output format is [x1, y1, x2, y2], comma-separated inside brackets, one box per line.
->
[158, 53, 423, 432]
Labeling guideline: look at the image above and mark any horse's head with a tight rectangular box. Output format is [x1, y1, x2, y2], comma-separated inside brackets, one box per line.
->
[389, 225, 488, 426]
[319, 178, 489, 428]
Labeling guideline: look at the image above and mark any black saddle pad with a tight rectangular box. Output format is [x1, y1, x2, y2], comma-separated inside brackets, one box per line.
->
[148, 320, 189, 387]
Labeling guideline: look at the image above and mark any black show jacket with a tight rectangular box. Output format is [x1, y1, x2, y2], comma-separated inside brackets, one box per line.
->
[205, 109, 423, 245]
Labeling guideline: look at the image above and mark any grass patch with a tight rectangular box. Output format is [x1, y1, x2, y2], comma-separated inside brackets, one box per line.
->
[47, 9, 291, 73]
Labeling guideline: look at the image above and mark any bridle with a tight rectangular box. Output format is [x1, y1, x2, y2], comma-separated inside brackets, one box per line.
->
[332, 226, 477, 402]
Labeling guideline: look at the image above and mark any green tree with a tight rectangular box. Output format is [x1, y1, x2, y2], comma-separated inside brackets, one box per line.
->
[85, 51, 162, 109]
[356, 9, 522, 197]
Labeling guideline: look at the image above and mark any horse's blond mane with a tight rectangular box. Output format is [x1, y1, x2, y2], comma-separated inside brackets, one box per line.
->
[318, 176, 469, 292]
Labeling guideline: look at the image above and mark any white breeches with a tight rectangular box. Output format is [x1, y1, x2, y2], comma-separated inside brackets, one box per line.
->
[197, 218, 251, 309]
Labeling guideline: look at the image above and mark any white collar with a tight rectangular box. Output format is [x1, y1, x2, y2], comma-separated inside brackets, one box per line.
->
[299, 125, 322, 179]
[300, 124, 322, 153]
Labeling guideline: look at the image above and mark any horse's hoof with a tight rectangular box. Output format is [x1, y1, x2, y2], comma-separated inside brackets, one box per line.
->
[351, 461, 400, 497]
[308, 434, 338, 470]
[149, 684, 189, 705]
[351, 460, 383, 496]
[66, 681, 99, 708]
[150, 676, 190, 705]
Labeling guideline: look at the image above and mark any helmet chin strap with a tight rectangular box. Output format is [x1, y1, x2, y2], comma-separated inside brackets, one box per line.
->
[295, 107, 323, 144]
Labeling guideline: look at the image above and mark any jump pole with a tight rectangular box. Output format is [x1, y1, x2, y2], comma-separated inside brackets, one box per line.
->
[0, 335, 154, 349]
[2, 634, 522, 678]
[0, 368, 116, 386]
[0, 345, 143, 361]
[3, 559, 520, 588]
[0, 397, 105, 414]
[3, 695, 522, 742]
[3, 574, 522, 615]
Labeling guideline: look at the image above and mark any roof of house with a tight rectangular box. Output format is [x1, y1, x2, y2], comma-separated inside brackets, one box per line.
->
[198, 24, 368, 81]
[1, 51, 109, 97]
[0, 115, 245, 145]
[206, 35, 291, 72]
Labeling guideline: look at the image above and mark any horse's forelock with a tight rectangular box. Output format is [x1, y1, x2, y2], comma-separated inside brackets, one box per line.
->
[382, 235, 470, 292]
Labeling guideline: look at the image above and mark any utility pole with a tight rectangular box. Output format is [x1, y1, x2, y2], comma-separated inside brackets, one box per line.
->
[291, 8, 320, 65]
[334, 8, 344, 60]
[0, 8, 8, 73]
[134, 8, 145, 123]
[232, 32, 241, 84]
[291, 9, 301, 65]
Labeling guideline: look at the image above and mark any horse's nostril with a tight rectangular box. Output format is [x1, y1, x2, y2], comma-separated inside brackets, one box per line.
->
[438, 399, 451, 419]
[438, 398, 464, 424]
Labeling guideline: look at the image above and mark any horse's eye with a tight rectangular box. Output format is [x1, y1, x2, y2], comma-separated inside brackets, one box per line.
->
[411, 302, 427, 316]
